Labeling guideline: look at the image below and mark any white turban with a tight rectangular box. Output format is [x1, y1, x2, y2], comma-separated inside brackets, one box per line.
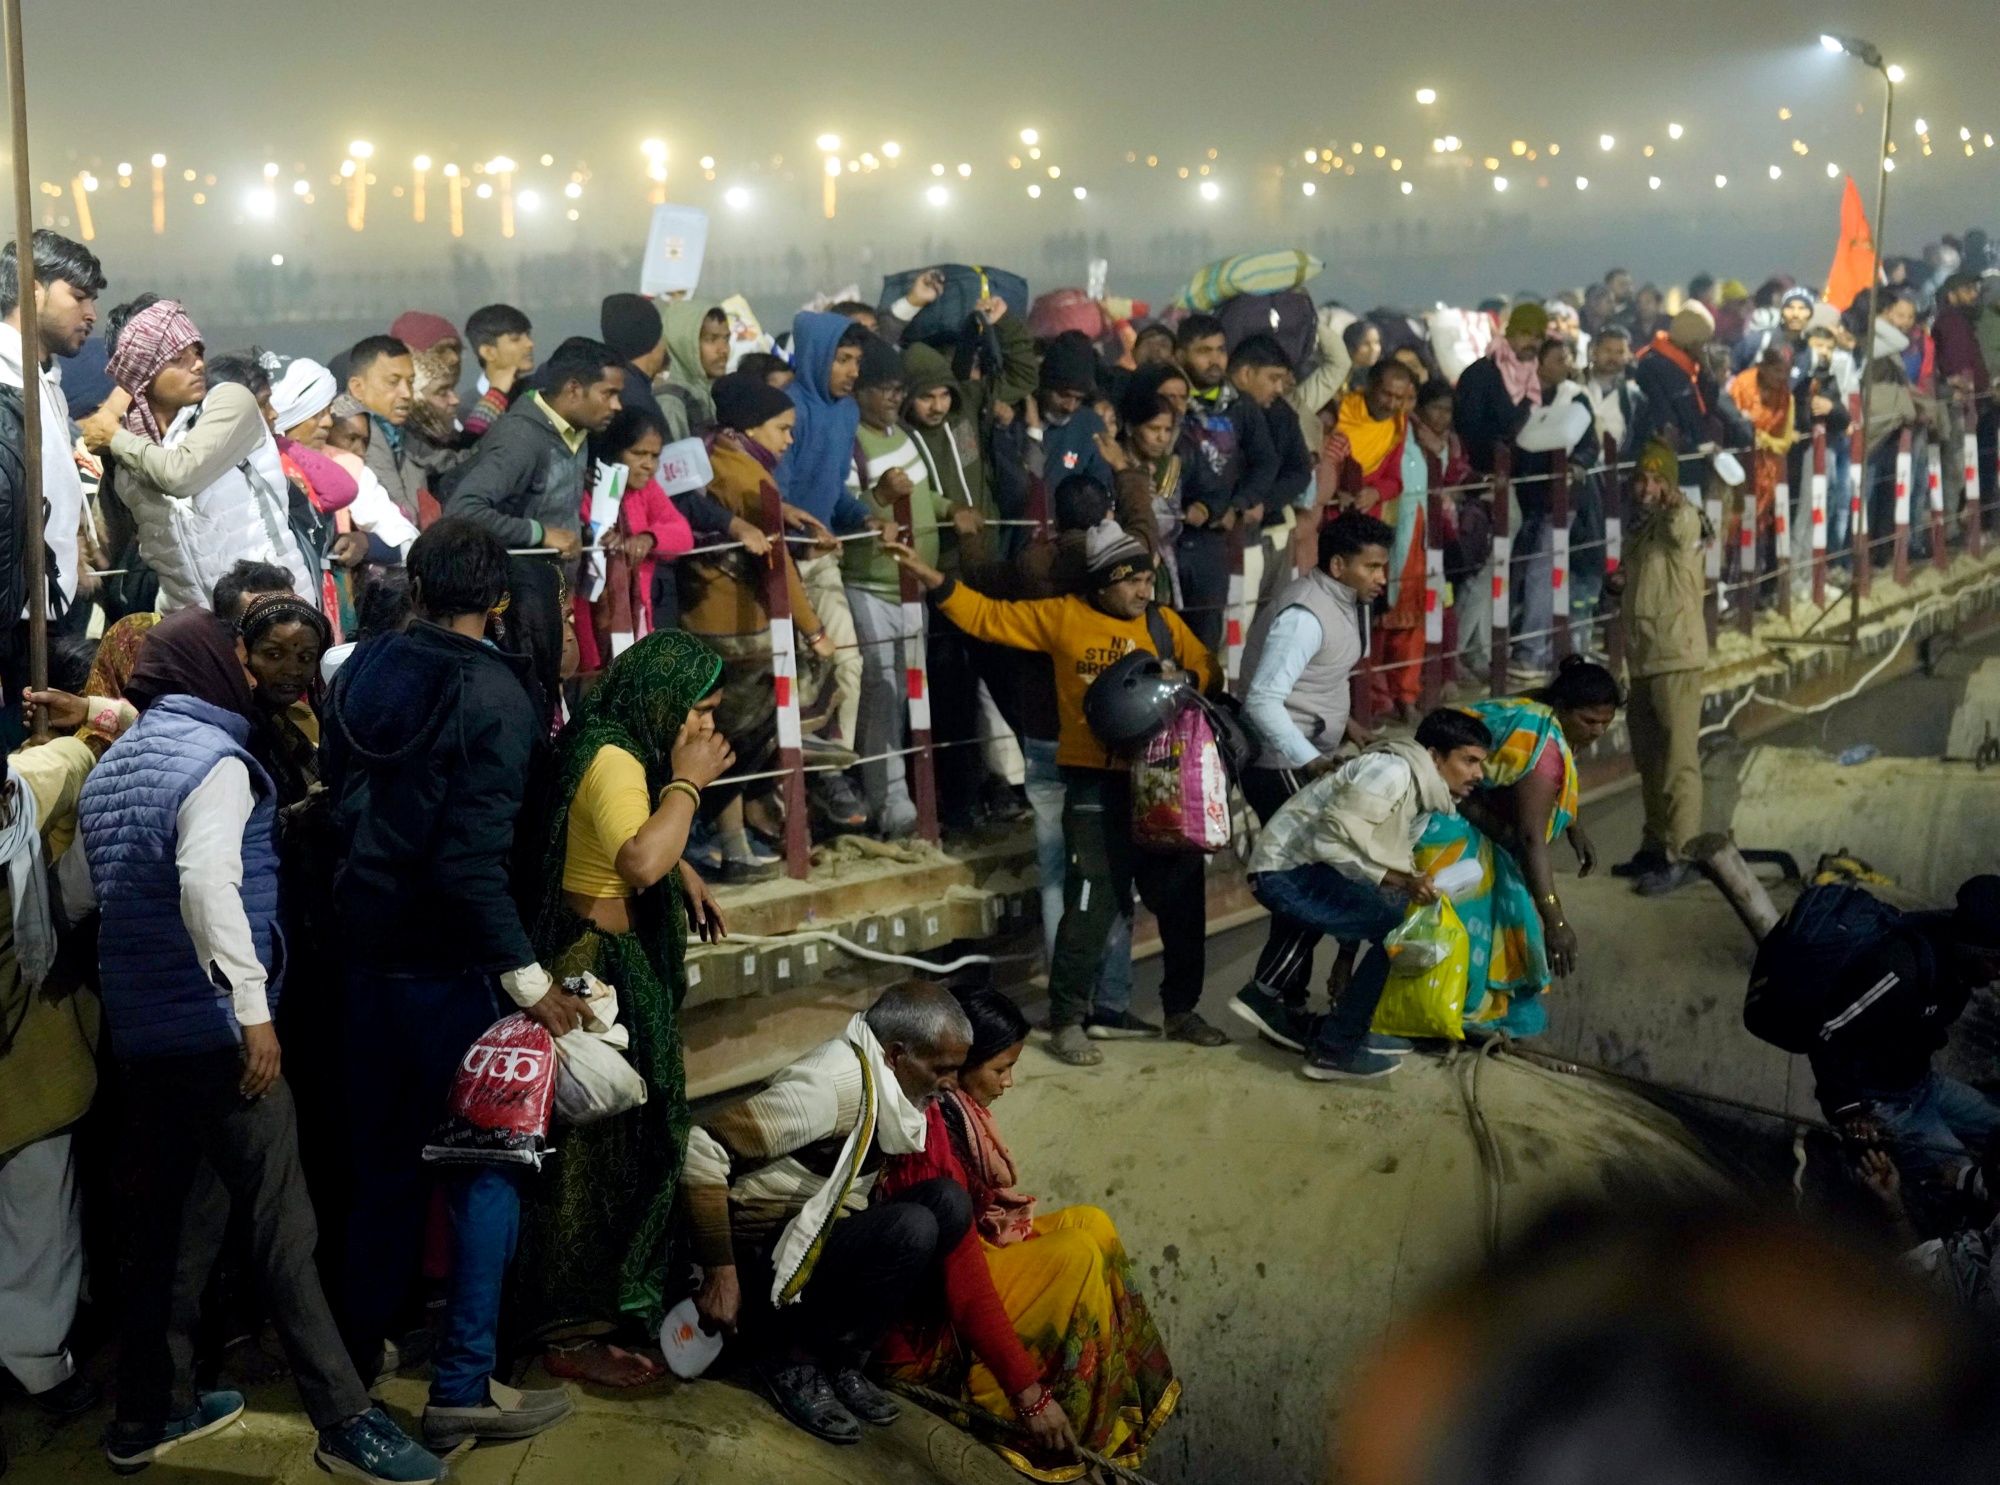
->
[269, 357, 337, 435]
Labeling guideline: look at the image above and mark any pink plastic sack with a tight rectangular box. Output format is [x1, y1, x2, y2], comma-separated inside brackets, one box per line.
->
[1131, 705, 1231, 852]
[1029, 288, 1107, 343]
[423, 1013, 558, 1169]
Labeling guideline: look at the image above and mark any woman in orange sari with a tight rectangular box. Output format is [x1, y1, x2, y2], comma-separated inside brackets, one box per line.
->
[1335, 360, 1426, 719]
[1725, 349, 1801, 602]
[880, 989, 1179, 1481]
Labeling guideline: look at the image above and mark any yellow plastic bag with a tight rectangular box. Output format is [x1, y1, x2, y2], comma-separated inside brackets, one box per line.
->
[1369, 898, 1471, 1041]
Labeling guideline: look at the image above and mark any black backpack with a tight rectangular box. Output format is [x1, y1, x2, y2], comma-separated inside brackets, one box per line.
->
[1744, 882, 1911, 1053]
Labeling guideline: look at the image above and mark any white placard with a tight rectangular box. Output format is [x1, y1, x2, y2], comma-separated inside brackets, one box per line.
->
[640, 204, 709, 297]
[656, 438, 714, 497]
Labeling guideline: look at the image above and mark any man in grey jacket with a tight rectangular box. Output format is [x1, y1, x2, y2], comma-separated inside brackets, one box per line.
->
[345, 335, 422, 523]
[1230, 512, 1391, 1050]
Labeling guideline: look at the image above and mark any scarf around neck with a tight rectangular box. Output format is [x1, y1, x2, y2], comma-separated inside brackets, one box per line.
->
[0, 769, 53, 992]
[1490, 336, 1540, 404]
[945, 1089, 1038, 1246]
[770, 1013, 930, 1305]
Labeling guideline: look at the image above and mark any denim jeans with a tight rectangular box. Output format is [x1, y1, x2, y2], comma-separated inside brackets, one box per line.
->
[1857, 1071, 2000, 1182]
[341, 967, 524, 1409]
[1250, 865, 1407, 1059]
[1510, 516, 1554, 673]
[1022, 738, 1131, 1016]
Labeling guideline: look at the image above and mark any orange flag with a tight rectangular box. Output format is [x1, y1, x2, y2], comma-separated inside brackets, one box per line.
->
[1824, 175, 1877, 311]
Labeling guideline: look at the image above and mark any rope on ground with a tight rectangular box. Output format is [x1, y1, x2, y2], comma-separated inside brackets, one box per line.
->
[1450, 1040, 1507, 1259]
[888, 1378, 1163, 1485]
[1698, 577, 2000, 739]
[1488, 1037, 1976, 1162]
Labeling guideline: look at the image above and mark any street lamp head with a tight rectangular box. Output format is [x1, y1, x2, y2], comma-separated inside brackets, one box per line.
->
[1820, 33, 1884, 69]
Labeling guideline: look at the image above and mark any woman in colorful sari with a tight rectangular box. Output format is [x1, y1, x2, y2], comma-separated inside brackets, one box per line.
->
[1415, 656, 1622, 1037]
[513, 630, 736, 1385]
[1334, 360, 1427, 721]
[880, 988, 1179, 1482]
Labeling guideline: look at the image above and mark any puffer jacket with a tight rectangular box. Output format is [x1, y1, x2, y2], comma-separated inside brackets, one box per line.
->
[107, 382, 314, 610]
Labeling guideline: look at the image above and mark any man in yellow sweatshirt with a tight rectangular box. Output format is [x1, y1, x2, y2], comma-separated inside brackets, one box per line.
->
[883, 521, 1226, 1064]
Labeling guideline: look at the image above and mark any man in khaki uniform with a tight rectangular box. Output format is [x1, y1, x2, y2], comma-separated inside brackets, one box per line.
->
[1610, 438, 1708, 895]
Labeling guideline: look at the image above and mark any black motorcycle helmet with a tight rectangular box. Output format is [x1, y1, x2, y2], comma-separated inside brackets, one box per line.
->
[1083, 650, 1191, 748]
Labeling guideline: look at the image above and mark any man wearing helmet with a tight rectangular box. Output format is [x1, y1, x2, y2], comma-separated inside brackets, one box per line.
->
[882, 517, 1219, 1065]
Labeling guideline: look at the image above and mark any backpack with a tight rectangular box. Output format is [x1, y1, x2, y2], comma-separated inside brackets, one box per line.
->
[880, 265, 1030, 349]
[1743, 882, 1909, 1053]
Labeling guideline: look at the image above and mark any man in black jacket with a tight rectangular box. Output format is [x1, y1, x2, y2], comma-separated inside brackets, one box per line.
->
[1814, 875, 2000, 1186]
[1175, 315, 1280, 651]
[322, 518, 578, 1451]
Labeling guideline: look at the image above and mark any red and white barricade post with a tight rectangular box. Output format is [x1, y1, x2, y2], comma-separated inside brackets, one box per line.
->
[1488, 444, 1513, 697]
[1965, 392, 1986, 559]
[892, 487, 940, 844]
[1773, 453, 1792, 619]
[758, 481, 813, 879]
[1810, 425, 1829, 606]
[1892, 427, 1913, 585]
[1849, 392, 1871, 598]
[1601, 433, 1625, 676]
[1550, 449, 1572, 661]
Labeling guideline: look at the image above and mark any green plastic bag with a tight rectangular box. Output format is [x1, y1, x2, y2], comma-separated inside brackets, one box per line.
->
[1370, 898, 1471, 1041]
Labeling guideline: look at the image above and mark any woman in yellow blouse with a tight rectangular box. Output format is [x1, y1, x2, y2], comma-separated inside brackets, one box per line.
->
[512, 630, 735, 1385]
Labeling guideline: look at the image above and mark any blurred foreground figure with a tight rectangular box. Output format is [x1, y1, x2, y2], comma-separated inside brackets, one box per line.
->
[1334, 1202, 2000, 1485]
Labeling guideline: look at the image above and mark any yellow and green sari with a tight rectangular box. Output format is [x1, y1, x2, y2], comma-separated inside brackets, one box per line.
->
[1415, 697, 1578, 1036]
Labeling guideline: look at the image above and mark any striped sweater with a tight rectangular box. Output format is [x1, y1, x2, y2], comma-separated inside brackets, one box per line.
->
[681, 1037, 882, 1270]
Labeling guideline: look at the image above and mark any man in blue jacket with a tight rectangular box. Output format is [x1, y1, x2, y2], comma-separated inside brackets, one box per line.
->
[777, 312, 879, 817]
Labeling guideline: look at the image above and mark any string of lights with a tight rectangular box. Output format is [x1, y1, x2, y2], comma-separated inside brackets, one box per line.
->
[32, 64, 1998, 244]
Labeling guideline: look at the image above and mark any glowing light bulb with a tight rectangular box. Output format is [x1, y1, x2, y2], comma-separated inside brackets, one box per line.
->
[1598, 134, 1614, 150]
[725, 187, 750, 209]
[1493, 176, 1508, 192]
[1715, 174, 1728, 187]
[1668, 122, 1684, 140]
[925, 185, 948, 206]
[882, 142, 900, 158]
[413, 155, 431, 171]
[957, 162, 971, 178]
[1769, 164, 1783, 179]
[1575, 176, 1589, 190]
[270, 254, 283, 266]
[699, 156, 715, 170]
[348, 140, 373, 159]
[1072, 185, 1086, 199]
[816, 133, 840, 152]
[1198, 180, 1220, 201]
[1027, 184, 1041, 198]
[1302, 181, 1316, 196]
[1827, 161, 1841, 177]
[1020, 128, 1038, 145]
[1648, 175, 1662, 190]
[1886, 64, 1905, 83]
[150, 153, 166, 168]
[1915, 117, 1929, 135]
[1399, 181, 1413, 195]
[1415, 87, 1437, 105]
[262, 162, 279, 179]
[1820, 34, 1843, 52]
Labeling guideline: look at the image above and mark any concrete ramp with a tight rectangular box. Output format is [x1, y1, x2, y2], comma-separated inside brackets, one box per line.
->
[1945, 656, 2000, 762]
[995, 1036, 1725, 1483]
[1732, 745, 2000, 907]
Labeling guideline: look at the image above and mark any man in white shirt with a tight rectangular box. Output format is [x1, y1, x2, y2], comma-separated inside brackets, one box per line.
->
[1247, 710, 1490, 1082]
[0, 231, 104, 741]
[78, 607, 442, 1480]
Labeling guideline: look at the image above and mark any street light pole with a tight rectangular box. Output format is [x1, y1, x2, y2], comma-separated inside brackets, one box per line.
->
[1824, 34, 1894, 639]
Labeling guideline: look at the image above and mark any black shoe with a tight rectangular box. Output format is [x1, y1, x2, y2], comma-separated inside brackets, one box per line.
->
[979, 777, 1030, 824]
[1228, 985, 1310, 1052]
[827, 1367, 899, 1427]
[32, 1372, 101, 1420]
[1611, 849, 1668, 880]
[1163, 1011, 1230, 1047]
[1084, 1008, 1161, 1040]
[1635, 860, 1700, 897]
[755, 1357, 862, 1445]
[718, 856, 782, 884]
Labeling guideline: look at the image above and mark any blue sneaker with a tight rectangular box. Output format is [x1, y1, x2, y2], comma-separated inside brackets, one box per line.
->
[1302, 1046, 1401, 1082]
[1365, 1033, 1415, 1057]
[316, 1407, 445, 1483]
[102, 1390, 246, 1474]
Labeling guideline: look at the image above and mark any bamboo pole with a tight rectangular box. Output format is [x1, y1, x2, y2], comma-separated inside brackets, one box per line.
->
[3, 0, 47, 738]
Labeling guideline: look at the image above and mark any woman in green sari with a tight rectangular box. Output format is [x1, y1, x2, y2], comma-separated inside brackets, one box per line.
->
[1415, 656, 1622, 1037]
[515, 630, 735, 1385]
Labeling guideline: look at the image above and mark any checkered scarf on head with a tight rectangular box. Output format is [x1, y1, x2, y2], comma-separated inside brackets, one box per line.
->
[106, 299, 202, 443]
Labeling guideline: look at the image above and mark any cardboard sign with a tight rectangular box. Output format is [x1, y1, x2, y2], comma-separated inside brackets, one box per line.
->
[640, 204, 709, 298]
[656, 437, 714, 497]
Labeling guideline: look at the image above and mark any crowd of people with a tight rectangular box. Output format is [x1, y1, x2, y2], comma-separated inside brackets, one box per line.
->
[0, 216, 1998, 1481]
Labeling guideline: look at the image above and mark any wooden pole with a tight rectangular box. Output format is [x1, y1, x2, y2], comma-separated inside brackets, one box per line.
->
[3, 0, 47, 739]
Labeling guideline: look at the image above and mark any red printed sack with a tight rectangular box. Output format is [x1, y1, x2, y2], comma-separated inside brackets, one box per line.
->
[422, 1013, 557, 1170]
[1130, 704, 1231, 852]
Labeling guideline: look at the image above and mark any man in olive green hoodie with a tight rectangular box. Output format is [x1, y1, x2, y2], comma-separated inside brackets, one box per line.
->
[899, 297, 1040, 577]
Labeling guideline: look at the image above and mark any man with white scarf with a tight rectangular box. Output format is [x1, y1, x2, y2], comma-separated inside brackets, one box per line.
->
[682, 982, 973, 1445]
